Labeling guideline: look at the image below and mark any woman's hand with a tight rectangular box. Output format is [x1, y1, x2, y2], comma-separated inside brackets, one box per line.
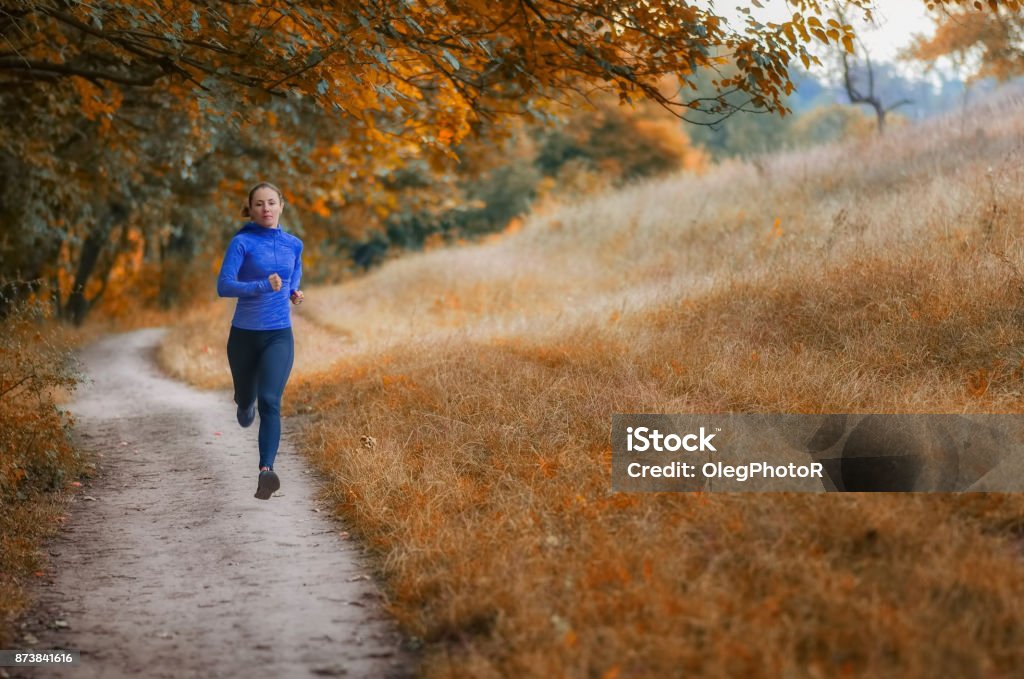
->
[268, 273, 283, 291]
[290, 290, 304, 305]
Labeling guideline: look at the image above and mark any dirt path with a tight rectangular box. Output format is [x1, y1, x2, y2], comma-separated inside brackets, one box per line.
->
[13, 328, 416, 679]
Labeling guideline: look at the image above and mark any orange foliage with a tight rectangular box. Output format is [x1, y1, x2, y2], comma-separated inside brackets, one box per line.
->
[912, 4, 1024, 81]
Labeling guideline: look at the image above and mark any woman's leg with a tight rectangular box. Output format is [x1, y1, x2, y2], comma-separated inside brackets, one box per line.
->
[226, 326, 259, 410]
[255, 327, 295, 470]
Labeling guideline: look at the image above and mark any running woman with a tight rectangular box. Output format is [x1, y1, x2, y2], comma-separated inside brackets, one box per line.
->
[217, 182, 305, 500]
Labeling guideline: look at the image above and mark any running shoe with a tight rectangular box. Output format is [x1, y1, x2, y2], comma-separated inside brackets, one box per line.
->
[254, 469, 280, 500]
[237, 401, 256, 428]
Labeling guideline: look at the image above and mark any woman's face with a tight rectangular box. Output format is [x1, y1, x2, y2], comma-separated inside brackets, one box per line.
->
[250, 188, 283, 228]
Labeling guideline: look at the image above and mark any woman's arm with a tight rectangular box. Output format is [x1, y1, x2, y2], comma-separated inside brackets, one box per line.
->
[288, 241, 303, 299]
[217, 239, 272, 298]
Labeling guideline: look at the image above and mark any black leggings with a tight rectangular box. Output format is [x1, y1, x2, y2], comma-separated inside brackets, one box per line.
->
[226, 326, 294, 470]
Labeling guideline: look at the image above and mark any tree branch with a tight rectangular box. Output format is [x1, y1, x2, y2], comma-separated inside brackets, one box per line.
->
[0, 57, 165, 86]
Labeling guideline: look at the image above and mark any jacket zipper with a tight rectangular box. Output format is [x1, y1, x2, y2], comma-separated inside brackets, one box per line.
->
[274, 228, 280, 280]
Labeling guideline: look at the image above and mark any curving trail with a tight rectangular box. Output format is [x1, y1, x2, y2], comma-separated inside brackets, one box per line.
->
[14, 328, 415, 679]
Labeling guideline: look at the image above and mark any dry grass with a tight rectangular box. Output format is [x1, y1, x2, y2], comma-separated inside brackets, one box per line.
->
[0, 312, 92, 647]
[166, 85, 1024, 677]
[0, 490, 76, 647]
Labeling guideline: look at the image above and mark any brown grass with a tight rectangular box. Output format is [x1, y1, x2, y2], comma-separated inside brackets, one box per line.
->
[0, 490, 77, 647]
[0, 310, 93, 647]
[165, 86, 1024, 677]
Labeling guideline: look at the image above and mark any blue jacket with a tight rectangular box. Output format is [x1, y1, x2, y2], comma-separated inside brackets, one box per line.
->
[217, 222, 303, 330]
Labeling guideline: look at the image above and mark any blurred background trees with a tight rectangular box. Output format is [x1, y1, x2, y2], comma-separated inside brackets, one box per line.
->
[0, 0, 1016, 324]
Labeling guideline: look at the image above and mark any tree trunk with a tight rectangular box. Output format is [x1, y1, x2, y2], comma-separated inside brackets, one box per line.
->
[64, 203, 128, 326]
[157, 214, 199, 309]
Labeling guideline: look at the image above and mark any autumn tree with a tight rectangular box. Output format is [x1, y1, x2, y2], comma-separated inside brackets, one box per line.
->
[535, 92, 707, 182]
[911, 2, 1024, 83]
[0, 0, 1013, 323]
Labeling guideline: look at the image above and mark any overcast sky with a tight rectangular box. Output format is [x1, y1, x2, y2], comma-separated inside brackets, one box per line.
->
[714, 0, 936, 63]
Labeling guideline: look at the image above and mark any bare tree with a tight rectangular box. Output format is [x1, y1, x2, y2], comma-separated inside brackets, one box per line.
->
[834, 3, 913, 134]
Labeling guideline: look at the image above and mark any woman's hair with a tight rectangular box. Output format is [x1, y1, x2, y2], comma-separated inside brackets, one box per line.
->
[241, 182, 285, 218]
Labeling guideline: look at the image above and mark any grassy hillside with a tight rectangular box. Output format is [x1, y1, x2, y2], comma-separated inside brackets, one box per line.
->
[162, 87, 1024, 677]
